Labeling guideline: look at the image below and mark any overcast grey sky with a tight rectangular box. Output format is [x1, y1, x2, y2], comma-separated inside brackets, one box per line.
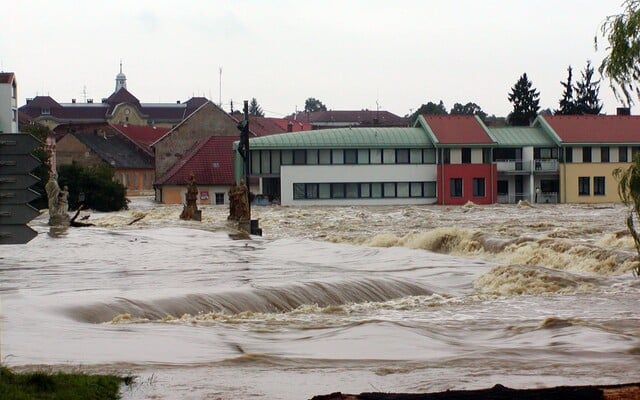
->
[1, 0, 628, 118]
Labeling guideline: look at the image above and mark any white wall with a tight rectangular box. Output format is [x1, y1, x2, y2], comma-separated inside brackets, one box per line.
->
[0, 81, 18, 133]
[281, 164, 438, 206]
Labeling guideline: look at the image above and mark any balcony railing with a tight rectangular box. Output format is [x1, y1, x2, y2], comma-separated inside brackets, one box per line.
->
[497, 192, 558, 204]
[496, 159, 558, 173]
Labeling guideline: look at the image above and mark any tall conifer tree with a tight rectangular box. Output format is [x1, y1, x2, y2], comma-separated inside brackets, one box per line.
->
[507, 73, 540, 126]
[556, 66, 577, 115]
[575, 61, 603, 115]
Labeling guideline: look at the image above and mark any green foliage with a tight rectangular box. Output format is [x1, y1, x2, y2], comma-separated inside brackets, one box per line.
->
[58, 162, 128, 212]
[304, 97, 327, 113]
[450, 102, 487, 120]
[507, 73, 540, 126]
[613, 153, 640, 277]
[597, 0, 640, 106]
[0, 366, 128, 400]
[19, 123, 52, 210]
[408, 100, 447, 124]
[248, 97, 264, 117]
[556, 66, 577, 115]
[574, 61, 603, 114]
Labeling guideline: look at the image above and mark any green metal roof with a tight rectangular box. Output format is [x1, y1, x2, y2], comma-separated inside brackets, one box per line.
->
[248, 127, 434, 149]
[487, 126, 557, 147]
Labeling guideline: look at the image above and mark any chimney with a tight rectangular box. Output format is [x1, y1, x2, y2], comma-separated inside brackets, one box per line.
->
[617, 107, 631, 116]
[177, 100, 181, 104]
[72, 98, 76, 103]
[87, 98, 93, 104]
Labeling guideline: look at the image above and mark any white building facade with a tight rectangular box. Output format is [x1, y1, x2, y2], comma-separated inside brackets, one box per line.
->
[0, 72, 18, 133]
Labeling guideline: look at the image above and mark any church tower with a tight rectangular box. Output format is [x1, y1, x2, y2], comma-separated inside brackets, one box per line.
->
[115, 61, 127, 92]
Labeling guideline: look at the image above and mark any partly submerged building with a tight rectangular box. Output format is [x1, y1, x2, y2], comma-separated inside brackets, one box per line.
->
[237, 114, 640, 206]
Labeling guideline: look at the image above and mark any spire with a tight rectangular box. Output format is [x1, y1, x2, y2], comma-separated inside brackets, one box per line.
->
[115, 60, 127, 92]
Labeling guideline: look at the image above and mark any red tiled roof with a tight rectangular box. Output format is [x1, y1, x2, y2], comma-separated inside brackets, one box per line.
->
[0, 72, 15, 84]
[542, 115, 640, 143]
[244, 116, 313, 136]
[105, 87, 140, 107]
[156, 136, 238, 186]
[111, 124, 169, 154]
[423, 115, 493, 144]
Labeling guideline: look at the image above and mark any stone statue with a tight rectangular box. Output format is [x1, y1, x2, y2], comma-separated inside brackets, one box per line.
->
[227, 181, 238, 221]
[45, 173, 70, 225]
[180, 173, 200, 221]
[227, 179, 250, 222]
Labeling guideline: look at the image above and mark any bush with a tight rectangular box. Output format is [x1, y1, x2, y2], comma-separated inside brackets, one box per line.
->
[58, 162, 128, 212]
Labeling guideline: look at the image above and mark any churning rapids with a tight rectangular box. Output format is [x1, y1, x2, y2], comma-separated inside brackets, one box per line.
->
[1, 198, 639, 399]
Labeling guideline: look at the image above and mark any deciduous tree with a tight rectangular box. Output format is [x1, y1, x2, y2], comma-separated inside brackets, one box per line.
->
[613, 153, 640, 277]
[304, 97, 327, 113]
[507, 73, 540, 126]
[597, 0, 640, 106]
[450, 102, 488, 120]
[408, 101, 447, 124]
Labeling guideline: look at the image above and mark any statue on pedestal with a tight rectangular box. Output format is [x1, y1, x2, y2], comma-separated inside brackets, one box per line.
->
[180, 173, 201, 221]
[45, 173, 70, 225]
[228, 179, 250, 222]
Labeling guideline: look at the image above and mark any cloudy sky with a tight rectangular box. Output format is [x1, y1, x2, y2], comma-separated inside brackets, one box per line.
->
[1, 0, 628, 118]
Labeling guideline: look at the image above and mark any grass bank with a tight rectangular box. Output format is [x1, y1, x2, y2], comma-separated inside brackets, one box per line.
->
[0, 366, 131, 400]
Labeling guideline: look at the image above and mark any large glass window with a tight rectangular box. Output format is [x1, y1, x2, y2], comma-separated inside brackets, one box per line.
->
[601, 147, 609, 163]
[462, 148, 472, 164]
[410, 182, 422, 197]
[319, 149, 331, 164]
[423, 149, 436, 164]
[565, 147, 573, 163]
[271, 150, 281, 173]
[332, 183, 345, 198]
[357, 149, 369, 164]
[293, 150, 305, 165]
[383, 149, 395, 164]
[307, 183, 319, 199]
[578, 177, 590, 195]
[281, 150, 293, 165]
[307, 150, 318, 165]
[319, 183, 331, 199]
[346, 183, 359, 198]
[396, 149, 409, 164]
[332, 149, 344, 164]
[424, 182, 436, 197]
[383, 182, 396, 197]
[261, 150, 271, 174]
[370, 149, 382, 164]
[251, 151, 261, 174]
[619, 146, 628, 162]
[582, 147, 592, 163]
[344, 149, 357, 164]
[442, 148, 451, 164]
[397, 182, 409, 197]
[293, 183, 305, 199]
[410, 149, 422, 164]
[371, 183, 383, 198]
[594, 176, 605, 195]
[360, 183, 371, 198]
[472, 177, 485, 197]
[450, 178, 463, 197]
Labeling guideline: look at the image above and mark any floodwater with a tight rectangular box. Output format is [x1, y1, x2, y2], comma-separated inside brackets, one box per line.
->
[1, 198, 639, 399]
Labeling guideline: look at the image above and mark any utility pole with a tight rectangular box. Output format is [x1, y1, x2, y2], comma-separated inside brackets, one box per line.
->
[219, 67, 222, 108]
[236, 100, 261, 235]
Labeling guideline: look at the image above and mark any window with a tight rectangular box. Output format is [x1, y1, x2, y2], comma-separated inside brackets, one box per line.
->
[483, 148, 492, 164]
[594, 176, 605, 196]
[450, 178, 463, 197]
[383, 182, 396, 197]
[423, 149, 436, 164]
[462, 148, 472, 164]
[293, 183, 305, 199]
[319, 183, 331, 199]
[12, 109, 17, 122]
[293, 150, 306, 165]
[370, 149, 382, 164]
[410, 149, 422, 164]
[601, 147, 609, 163]
[346, 183, 359, 198]
[281, 150, 293, 165]
[397, 182, 410, 197]
[442, 148, 451, 164]
[332, 149, 344, 164]
[261, 150, 271, 174]
[41, 107, 50, 115]
[383, 149, 395, 164]
[410, 182, 423, 197]
[472, 178, 485, 197]
[344, 149, 357, 164]
[619, 146, 628, 162]
[319, 149, 331, 164]
[306, 184, 319, 199]
[271, 150, 281, 173]
[582, 147, 592, 163]
[215, 193, 225, 205]
[371, 183, 382, 198]
[565, 147, 573, 163]
[424, 182, 437, 197]
[307, 150, 318, 165]
[251, 151, 261, 174]
[332, 183, 345, 198]
[357, 149, 369, 164]
[497, 180, 508, 196]
[360, 183, 371, 198]
[578, 177, 590, 196]
[396, 149, 410, 164]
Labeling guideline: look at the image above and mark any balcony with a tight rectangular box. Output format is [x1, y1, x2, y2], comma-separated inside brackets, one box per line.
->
[496, 159, 558, 174]
[497, 192, 558, 204]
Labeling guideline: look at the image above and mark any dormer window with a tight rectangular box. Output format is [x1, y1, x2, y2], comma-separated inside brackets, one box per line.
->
[41, 107, 50, 115]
